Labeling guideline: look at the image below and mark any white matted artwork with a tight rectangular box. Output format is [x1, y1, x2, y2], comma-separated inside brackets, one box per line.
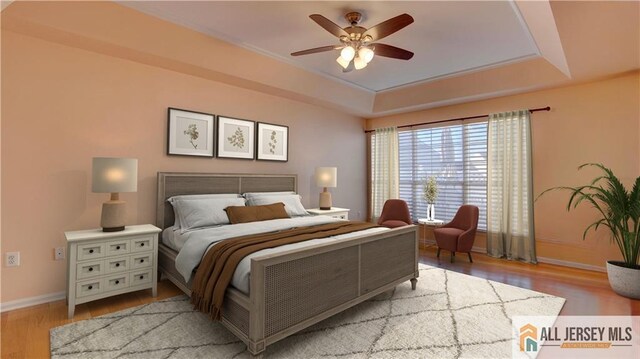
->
[167, 108, 214, 157]
[256, 122, 289, 162]
[216, 116, 255, 160]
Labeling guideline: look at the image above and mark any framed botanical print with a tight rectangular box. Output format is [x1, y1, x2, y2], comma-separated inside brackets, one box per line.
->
[216, 116, 255, 160]
[167, 108, 215, 157]
[256, 122, 289, 162]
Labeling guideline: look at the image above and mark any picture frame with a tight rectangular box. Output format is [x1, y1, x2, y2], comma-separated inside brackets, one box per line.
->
[216, 116, 255, 160]
[167, 108, 215, 157]
[256, 122, 289, 162]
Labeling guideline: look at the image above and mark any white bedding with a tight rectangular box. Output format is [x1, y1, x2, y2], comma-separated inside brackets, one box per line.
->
[166, 216, 389, 294]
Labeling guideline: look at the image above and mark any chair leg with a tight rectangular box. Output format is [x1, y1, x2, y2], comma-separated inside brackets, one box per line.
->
[468, 252, 473, 263]
[437, 248, 441, 258]
[450, 251, 455, 263]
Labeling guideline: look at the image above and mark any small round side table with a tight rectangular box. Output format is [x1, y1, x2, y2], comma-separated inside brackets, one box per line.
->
[417, 218, 445, 248]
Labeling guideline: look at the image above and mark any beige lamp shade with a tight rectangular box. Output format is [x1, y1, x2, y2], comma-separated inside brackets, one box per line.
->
[92, 157, 137, 232]
[315, 167, 337, 188]
[92, 158, 138, 193]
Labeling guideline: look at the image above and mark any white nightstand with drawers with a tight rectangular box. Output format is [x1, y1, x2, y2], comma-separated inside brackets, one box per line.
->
[307, 207, 350, 220]
[64, 224, 161, 318]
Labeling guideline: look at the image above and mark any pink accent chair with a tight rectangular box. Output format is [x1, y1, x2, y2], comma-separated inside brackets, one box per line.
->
[377, 199, 412, 228]
[434, 205, 479, 263]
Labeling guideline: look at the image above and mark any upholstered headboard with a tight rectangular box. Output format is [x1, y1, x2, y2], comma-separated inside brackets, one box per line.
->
[156, 172, 297, 229]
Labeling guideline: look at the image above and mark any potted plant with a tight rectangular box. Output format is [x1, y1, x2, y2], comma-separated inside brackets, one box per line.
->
[423, 176, 438, 220]
[539, 163, 640, 299]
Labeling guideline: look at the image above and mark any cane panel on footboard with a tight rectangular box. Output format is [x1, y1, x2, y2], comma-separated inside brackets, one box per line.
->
[361, 231, 417, 293]
[264, 246, 360, 337]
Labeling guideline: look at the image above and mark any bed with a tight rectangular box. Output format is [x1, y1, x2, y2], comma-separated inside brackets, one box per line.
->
[156, 172, 419, 357]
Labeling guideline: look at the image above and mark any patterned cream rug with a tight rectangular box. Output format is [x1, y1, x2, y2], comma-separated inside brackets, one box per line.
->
[51, 264, 565, 358]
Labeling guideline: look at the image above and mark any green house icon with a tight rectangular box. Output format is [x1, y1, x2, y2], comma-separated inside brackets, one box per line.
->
[525, 337, 537, 352]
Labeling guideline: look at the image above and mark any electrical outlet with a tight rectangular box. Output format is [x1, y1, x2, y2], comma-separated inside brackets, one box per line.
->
[6, 252, 20, 267]
[54, 247, 65, 261]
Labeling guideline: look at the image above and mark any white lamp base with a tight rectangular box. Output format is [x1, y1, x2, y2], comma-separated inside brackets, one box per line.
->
[101, 193, 126, 232]
[319, 188, 332, 210]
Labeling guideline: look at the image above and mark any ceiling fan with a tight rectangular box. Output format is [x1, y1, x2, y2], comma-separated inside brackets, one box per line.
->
[291, 12, 414, 72]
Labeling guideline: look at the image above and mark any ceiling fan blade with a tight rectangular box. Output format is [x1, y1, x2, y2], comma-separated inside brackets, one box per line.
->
[291, 45, 339, 56]
[310, 14, 350, 38]
[342, 59, 355, 73]
[363, 13, 414, 41]
[373, 43, 414, 60]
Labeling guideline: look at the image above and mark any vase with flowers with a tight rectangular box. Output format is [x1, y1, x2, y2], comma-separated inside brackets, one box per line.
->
[423, 176, 439, 220]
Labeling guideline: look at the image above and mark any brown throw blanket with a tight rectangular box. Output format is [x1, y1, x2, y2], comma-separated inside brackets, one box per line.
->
[191, 221, 379, 320]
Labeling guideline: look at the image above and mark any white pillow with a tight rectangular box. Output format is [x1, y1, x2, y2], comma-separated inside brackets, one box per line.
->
[243, 191, 296, 200]
[174, 197, 245, 232]
[167, 194, 240, 229]
[247, 194, 308, 217]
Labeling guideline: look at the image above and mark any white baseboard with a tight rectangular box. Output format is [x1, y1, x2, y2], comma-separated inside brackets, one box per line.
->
[537, 256, 606, 273]
[0, 291, 66, 313]
[421, 239, 607, 273]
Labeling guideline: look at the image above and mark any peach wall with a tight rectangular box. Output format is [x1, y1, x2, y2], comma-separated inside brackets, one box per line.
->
[368, 71, 640, 269]
[0, 30, 366, 303]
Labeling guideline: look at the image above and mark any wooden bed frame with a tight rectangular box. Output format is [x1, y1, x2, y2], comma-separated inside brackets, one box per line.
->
[156, 172, 419, 357]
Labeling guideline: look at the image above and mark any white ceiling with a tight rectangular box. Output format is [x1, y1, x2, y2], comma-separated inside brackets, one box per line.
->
[121, 1, 540, 92]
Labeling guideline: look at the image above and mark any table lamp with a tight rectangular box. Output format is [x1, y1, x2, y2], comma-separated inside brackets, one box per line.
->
[315, 167, 337, 210]
[92, 157, 138, 232]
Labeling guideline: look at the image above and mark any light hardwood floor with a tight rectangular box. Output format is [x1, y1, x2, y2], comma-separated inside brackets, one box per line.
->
[1, 248, 638, 358]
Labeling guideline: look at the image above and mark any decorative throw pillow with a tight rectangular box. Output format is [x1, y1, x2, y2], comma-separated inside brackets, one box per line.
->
[225, 202, 290, 224]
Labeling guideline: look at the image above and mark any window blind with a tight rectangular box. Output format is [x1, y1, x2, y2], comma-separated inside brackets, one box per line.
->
[394, 121, 488, 229]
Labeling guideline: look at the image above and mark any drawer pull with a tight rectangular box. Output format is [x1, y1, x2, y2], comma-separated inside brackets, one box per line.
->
[140, 243, 145, 247]
[89, 249, 94, 254]
[140, 259, 144, 263]
[139, 275, 144, 280]
[115, 280, 120, 285]
[88, 285, 93, 290]
[115, 263, 120, 267]
[88, 267, 93, 272]
[116, 245, 121, 250]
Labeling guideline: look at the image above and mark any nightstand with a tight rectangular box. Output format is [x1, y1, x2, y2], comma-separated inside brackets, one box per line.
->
[307, 207, 350, 220]
[64, 224, 161, 318]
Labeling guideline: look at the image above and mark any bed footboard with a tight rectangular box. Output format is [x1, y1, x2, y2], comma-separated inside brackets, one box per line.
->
[246, 225, 418, 355]
[158, 225, 419, 357]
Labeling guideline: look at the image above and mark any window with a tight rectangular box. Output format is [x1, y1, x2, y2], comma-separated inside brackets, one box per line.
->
[373, 121, 487, 229]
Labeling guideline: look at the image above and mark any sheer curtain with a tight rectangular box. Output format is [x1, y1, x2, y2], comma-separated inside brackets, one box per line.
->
[486, 110, 537, 263]
[371, 127, 399, 220]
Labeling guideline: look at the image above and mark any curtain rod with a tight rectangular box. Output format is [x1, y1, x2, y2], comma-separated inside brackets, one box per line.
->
[364, 106, 551, 133]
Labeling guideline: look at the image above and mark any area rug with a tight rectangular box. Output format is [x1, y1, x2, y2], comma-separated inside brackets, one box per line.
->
[51, 264, 565, 358]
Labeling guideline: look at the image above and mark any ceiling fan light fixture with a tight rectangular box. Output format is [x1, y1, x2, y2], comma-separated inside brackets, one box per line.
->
[358, 47, 375, 63]
[336, 56, 350, 69]
[340, 45, 356, 62]
[354, 56, 367, 70]
[292, 12, 414, 72]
